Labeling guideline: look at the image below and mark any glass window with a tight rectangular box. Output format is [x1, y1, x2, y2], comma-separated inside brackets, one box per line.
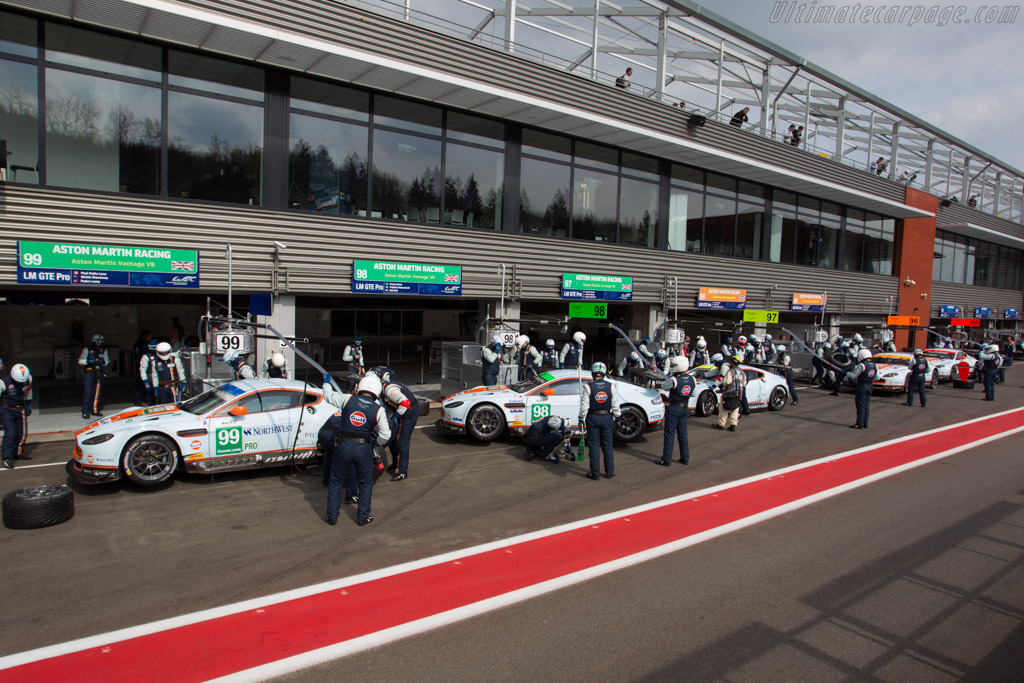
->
[355, 310, 379, 336]
[288, 112, 368, 214]
[703, 195, 736, 256]
[738, 181, 764, 204]
[169, 50, 263, 101]
[0, 11, 37, 58]
[735, 202, 763, 260]
[258, 390, 300, 412]
[575, 141, 618, 173]
[621, 152, 658, 181]
[939, 234, 955, 283]
[951, 236, 966, 284]
[844, 211, 866, 272]
[402, 310, 423, 336]
[878, 218, 896, 276]
[932, 232, 944, 282]
[773, 190, 797, 212]
[618, 177, 657, 247]
[370, 129, 441, 220]
[572, 168, 617, 242]
[671, 164, 703, 190]
[667, 188, 702, 253]
[519, 156, 570, 238]
[373, 95, 441, 136]
[45, 69, 161, 194]
[446, 111, 503, 148]
[380, 311, 400, 336]
[46, 24, 161, 82]
[290, 76, 368, 121]
[522, 129, 570, 162]
[444, 141, 503, 229]
[168, 90, 263, 204]
[706, 172, 736, 196]
[798, 195, 820, 213]
[818, 218, 840, 270]
[0, 59, 38, 184]
[768, 193, 796, 264]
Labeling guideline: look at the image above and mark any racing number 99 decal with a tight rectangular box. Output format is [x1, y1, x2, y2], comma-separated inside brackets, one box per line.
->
[216, 426, 244, 455]
[530, 403, 550, 423]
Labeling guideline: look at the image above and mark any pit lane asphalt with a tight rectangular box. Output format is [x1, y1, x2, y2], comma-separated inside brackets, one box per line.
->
[1, 374, 1021, 677]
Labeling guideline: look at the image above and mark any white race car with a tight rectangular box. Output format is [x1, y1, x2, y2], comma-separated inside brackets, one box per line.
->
[68, 380, 333, 487]
[687, 364, 790, 416]
[923, 348, 977, 381]
[437, 369, 665, 442]
[871, 353, 939, 392]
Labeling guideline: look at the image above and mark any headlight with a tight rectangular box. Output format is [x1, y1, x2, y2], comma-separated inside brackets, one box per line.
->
[444, 401, 464, 409]
[82, 433, 115, 445]
[883, 373, 900, 378]
[651, 397, 663, 405]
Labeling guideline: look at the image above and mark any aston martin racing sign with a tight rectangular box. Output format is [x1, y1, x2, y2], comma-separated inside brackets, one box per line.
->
[17, 241, 200, 288]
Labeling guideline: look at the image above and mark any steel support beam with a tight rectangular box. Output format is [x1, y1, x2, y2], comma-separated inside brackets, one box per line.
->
[834, 96, 846, 161]
[888, 122, 900, 180]
[655, 12, 668, 101]
[505, 0, 516, 52]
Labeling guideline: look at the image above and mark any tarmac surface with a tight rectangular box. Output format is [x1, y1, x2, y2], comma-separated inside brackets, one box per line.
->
[1, 372, 1022, 681]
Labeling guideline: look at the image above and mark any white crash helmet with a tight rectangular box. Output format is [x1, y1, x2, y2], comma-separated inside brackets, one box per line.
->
[547, 415, 563, 430]
[222, 349, 238, 363]
[545, 339, 555, 348]
[749, 335, 760, 344]
[988, 343, 1000, 353]
[823, 342, 833, 350]
[572, 331, 587, 345]
[11, 363, 30, 383]
[711, 353, 724, 363]
[356, 373, 382, 397]
[656, 349, 667, 359]
[490, 333, 502, 345]
[669, 356, 690, 373]
[271, 353, 286, 368]
[157, 342, 173, 360]
[854, 333, 864, 343]
[776, 344, 785, 353]
[630, 351, 640, 361]
[856, 349, 872, 361]
[764, 334, 773, 342]
[591, 361, 607, 376]
[517, 334, 530, 347]
[696, 338, 707, 350]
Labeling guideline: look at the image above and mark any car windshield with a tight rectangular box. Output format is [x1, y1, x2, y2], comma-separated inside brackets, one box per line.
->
[923, 352, 951, 359]
[875, 356, 911, 367]
[179, 388, 234, 415]
[689, 365, 720, 381]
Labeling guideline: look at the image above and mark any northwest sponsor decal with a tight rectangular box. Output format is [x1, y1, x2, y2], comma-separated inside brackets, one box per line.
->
[243, 425, 294, 436]
[349, 412, 367, 427]
[595, 391, 608, 403]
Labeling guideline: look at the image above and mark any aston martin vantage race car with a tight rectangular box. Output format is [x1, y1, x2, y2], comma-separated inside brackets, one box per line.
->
[923, 348, 977, 381]
[687, 364, 790, 416]
[437, 369, 665, 442]
[68, 379, 334, 487]
[870, 353, 940, 392]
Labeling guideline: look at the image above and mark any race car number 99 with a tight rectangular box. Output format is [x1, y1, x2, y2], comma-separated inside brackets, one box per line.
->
[216, 426, 244, 455]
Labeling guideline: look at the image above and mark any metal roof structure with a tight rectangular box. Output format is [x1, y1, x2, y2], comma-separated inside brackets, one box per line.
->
[349, 0, 1024, 225]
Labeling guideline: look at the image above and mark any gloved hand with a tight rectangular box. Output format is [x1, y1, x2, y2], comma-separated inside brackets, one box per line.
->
[180, 382, 186, 395]
[323, 372, 332, 386]
[24, 401, 31, 417]
[143, 380, 152, 390]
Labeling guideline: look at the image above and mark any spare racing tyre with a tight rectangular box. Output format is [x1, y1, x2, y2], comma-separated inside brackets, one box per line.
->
[3, 485, 75, 529]
[417, 398, 431, 416]
[829, 352, 853, 371]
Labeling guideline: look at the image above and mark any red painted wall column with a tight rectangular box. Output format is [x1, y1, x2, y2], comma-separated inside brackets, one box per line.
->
[894, 188, 939, 350]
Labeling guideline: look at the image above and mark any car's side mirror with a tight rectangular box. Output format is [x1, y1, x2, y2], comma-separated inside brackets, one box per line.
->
[229, 406, 248, 417]
[542, 388, 555, 396]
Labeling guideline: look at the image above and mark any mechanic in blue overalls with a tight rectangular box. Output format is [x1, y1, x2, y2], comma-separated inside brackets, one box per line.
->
[905, 349, 929, 408]
[150, 342, 186, 404]
[0, 363, 33, 470]
[980, 344, 1002, 401]
[342, 337, 364, 391]
[540, 339, 559, 370]
[516, 334, 541, 381]
[689, 337, 710, 368]
[579, 362, 620, 480]
[481, 334, 503, 386]
[222, 349, 256, 380]
[778, 347, 799, 405]
[523, 415, 571, 463]
[259, 352, 291, 379]
[79, 334, 109, 419]
[139, 339, 159, 405]
[829, 342, 853, 395]
[657, 356, 695, 467]
[560, 331, 586, 370]
[846, 349, 877, 429]
[381, 378, 420, 481]
[320, 374, 391, 526]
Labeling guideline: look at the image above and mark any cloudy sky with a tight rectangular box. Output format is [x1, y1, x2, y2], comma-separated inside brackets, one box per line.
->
[703, 0, 1024, 170]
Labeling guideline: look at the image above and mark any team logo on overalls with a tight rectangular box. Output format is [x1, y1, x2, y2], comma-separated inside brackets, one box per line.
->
[867, 368, 876, 378]
[349, 411, 367, 427]
[595, 391, 608, 403]
[682, 385, 692, 396]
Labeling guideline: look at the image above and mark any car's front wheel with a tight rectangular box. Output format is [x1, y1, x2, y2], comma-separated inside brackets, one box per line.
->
[696, 390, 718, 417]
[123, 434, 179, 487]
[929, 371, 939, 389]
[768, 386, 787, 411]
[613, 405, 646, 442]
[466, 404, 506, 442]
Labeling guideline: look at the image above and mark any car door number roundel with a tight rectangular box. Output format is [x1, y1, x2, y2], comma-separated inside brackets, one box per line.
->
[530, 403, 550, 423]
[215, 426, 256, 455]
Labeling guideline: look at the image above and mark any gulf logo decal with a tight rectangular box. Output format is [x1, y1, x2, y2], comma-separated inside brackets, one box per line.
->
[682, 385, 692, 396]
[867, 368, 877, 378]
[190, 440, 202, 450]
[595, 391, 608, 403]
[349, 411, 367, 427]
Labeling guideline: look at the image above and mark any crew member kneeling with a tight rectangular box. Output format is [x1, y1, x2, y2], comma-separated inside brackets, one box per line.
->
[658, 356, 695, 466]
[523, 415, 570, 463]
[321, 375, 391, 526]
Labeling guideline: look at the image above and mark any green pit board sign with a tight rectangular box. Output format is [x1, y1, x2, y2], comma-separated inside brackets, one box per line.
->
[352, 260, 462, 296]
[743, 310, 780, 324]
[17, 240, 200, 288]
[561, 272, 633, 301]
[568, 302, 609, 319]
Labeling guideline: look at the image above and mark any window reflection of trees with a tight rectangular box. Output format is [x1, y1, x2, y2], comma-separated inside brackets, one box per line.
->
[288, 139, 367, 214]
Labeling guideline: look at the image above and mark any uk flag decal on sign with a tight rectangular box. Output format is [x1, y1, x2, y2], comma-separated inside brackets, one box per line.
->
[444, 274, 459, 282]
[171, 261, 194, 271]
[349, 411, 367, 427]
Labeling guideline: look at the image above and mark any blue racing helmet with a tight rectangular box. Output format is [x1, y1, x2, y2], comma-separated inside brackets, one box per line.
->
[643, 336, 652, 344]
[147, 339, 158, 349]
[91, 334, 105, 344]
[353, 337, 362, 346]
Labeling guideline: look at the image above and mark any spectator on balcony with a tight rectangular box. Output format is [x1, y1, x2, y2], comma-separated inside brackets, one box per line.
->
[729, 107, 750, 127]
[791, 125, 804, 146]
[968, 194, 978, 208]
[876, 159, 889, 176]
[615, 68, 633, 90]
[785, 124, 795, 142]
[673, 101, 686, 111]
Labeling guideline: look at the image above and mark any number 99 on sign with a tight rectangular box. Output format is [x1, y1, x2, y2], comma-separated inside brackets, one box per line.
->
[21, 253, 42, 266]
[216, 334, 244, 351]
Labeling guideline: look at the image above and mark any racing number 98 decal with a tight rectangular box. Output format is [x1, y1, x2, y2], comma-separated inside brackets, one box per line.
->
[530, 403, 550, 423]
[216, 426, 244, 455]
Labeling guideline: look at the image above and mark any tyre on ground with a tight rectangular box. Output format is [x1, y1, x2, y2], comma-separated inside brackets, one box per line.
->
[3, 485, 75, 529]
